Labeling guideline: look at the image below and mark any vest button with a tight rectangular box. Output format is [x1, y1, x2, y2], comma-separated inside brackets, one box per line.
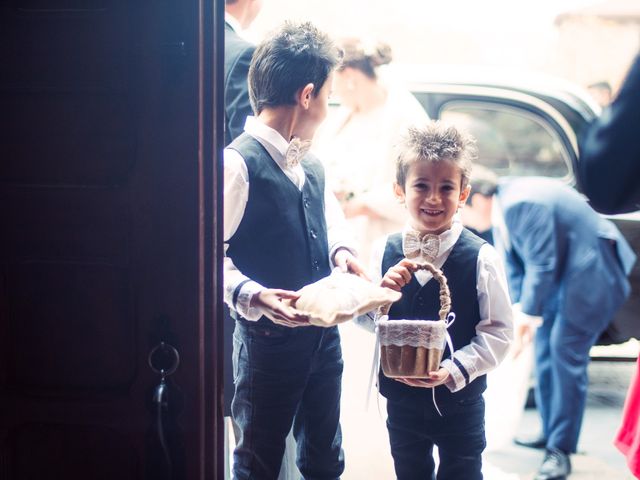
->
[312, 260, 320, 270]
[309, 228, 317, 239]
[303, 196, 310, 208]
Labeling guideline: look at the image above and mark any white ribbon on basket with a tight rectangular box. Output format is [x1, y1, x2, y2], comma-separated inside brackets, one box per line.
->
[365, 312, 457, 418]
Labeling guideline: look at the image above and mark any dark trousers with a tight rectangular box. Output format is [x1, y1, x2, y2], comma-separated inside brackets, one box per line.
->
[534, 310, 600, 453]
[232, 320, 344, 480]
[386, 392, 486, 480]
[534, 239, 628, 454]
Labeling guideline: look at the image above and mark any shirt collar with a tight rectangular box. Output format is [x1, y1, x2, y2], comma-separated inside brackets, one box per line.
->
[402, 219, 463, 260]
[225, 12, 243, 34]
[244, 116, 290, 167]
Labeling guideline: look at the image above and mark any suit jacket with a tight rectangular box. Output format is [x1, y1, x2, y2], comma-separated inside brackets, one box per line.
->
[224, 22, 255, 146]
[495, 177, 635, 333]
[578, 53, 640, 214]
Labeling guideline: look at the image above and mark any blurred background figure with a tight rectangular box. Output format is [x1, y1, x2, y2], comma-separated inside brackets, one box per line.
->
[462, 170, 636, 480]
[586, 80, 613, 109]
[314, 37, 429, 261]
[224, 0, 262, 146]
[578, 51, 640, 479]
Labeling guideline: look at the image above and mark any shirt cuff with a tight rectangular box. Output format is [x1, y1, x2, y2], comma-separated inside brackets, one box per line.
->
[440, 358, 467, 393]
[329, 243, 358, 267]
[228, 280, 265, 321]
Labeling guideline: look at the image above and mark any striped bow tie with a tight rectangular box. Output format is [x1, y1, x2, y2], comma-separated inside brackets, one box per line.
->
[284, 137, 312, 168]
[402, 230, 441, 262]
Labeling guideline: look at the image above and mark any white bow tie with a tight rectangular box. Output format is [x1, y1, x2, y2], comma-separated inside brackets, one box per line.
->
[284, 137, 312, 168]
[403, 230, 441, 262]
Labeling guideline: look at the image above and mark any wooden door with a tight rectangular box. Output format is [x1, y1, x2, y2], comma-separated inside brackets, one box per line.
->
[0, 1, 224, 479]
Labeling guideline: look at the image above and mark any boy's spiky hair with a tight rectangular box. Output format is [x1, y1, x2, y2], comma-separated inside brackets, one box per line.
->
[395, 121, 477, 188]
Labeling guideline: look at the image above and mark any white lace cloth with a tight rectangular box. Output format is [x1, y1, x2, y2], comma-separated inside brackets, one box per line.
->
[377, 319, 448, 349]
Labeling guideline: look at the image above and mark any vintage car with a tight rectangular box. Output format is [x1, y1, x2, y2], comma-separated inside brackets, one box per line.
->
[398, 65, 639, 352]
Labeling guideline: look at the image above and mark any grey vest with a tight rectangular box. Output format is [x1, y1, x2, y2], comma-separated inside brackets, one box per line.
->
[227, 134, 331, 324]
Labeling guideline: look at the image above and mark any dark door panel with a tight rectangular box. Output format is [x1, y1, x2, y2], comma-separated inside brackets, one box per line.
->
[0, 1, 222, 478]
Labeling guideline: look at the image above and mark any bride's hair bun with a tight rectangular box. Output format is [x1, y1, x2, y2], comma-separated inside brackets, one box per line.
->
[339, 38, 393, 79]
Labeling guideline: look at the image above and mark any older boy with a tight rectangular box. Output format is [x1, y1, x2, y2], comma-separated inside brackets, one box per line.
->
[224, 22, 364, 480]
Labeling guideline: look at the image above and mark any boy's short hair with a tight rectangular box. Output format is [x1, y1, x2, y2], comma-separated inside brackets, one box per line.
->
[249, 22, 342, 114]
[395, 121, 477, 189]
[469, 164, 499, 197]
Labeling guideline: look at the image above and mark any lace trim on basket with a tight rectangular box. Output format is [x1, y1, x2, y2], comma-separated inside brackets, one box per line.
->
[377, 319, 448, 348]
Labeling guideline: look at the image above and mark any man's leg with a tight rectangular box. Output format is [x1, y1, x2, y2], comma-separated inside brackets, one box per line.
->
[546, 316, 600, 453]
[534, 313, 554, 441]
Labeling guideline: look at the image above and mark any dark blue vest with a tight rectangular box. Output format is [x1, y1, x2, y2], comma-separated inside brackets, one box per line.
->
[379, 228, 487, 403]
[227, 134, 331, 324]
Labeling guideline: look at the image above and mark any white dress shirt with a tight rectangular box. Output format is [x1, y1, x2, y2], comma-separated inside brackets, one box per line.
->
[224, 116, 356, 320]
[369, 220, 514, 393]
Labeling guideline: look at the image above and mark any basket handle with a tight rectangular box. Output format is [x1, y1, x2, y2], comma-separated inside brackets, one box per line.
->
[378, 261, 451, 320]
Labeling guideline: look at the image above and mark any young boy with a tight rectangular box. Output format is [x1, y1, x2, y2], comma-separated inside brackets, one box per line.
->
[224, 22, 365, 480]
[373, 122, 513, 480]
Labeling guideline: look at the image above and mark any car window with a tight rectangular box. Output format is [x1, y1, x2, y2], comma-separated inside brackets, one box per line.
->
[439, 101, 571, 179]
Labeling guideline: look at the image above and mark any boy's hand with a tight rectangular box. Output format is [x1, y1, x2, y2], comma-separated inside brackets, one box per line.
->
[251, 289, 311, 328]
[395, 368, 450, 388]
[381, 259, 418, 291]
[333, 248, 370, 280]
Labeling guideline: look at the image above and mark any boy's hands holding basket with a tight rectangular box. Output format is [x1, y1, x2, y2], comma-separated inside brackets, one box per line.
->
[381, 259, 419, 291]
[396, 368, 450, 388]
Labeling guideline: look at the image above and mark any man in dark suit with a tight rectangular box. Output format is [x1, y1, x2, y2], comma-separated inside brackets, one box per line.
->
[578, 53, 640, 214]
[224, 0, 261, 146]
[463, 172, 636, 480]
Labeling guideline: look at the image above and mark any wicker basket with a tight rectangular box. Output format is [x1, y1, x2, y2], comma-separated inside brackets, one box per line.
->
[377, 262, 451, 379]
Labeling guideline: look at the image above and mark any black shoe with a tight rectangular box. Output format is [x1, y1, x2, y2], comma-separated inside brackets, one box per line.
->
[534, 448, 571, 480]
[514, 433, 547, 449]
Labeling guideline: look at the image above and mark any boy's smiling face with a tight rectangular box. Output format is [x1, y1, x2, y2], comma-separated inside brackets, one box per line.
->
[395, 159, 471, 235]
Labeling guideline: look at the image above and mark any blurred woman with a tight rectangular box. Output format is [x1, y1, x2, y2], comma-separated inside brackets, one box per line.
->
[314, 38, 429, 261]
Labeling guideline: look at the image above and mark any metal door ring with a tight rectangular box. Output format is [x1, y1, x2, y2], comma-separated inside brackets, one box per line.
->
[148, 342, 180, 377]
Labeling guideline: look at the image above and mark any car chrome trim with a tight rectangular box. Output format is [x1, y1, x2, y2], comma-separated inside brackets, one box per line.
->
[410, 83, 580, 156]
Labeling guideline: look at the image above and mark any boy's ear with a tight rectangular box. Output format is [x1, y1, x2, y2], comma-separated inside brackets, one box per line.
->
[458, 185, 472, 208]
[298, 83, 315, 109]
[393, 182, 406, 204]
